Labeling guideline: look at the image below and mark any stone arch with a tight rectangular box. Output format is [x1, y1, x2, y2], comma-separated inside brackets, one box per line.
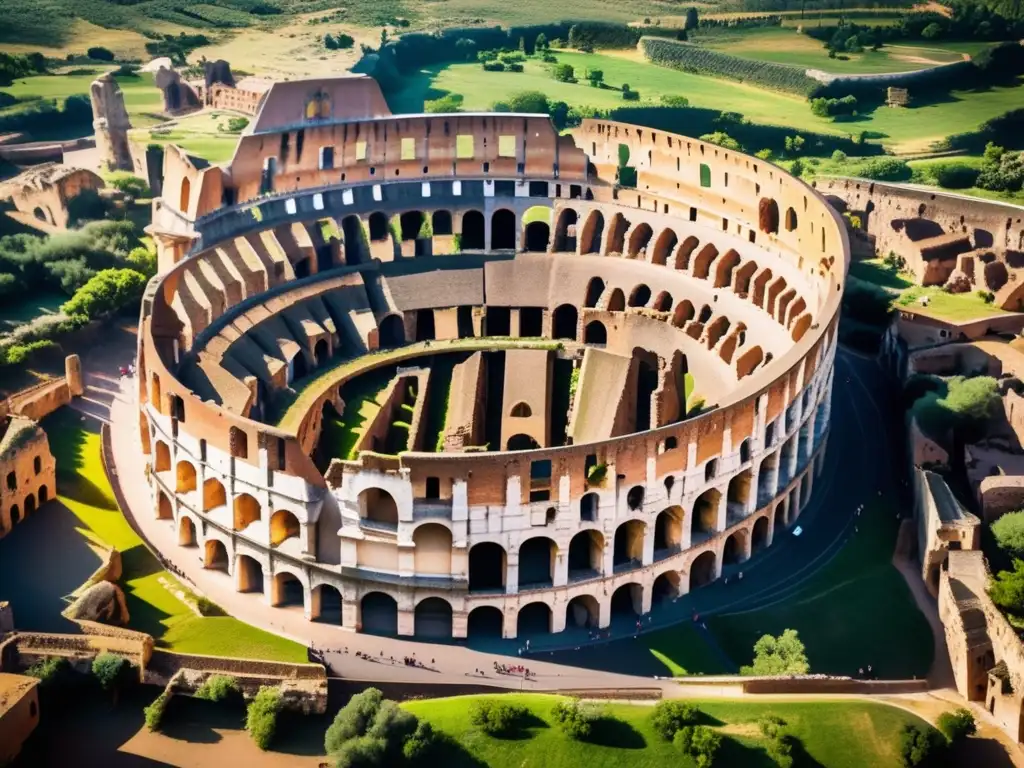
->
[154, 440, 171, 472]
[235, 553, 264, 592]
[204, 538, 229, 571]
[692, 244, 719, 279]
[610, 582, 643, 618]
[359, 487, 399, 526]
[584, 277, 605, 308]
[654, 506, 683, 558]
[759, 198, 780, 234]
[175, 460, 197, 493]
[552, 304, 578, 340]
[524, 221, 550, 252]
[203, 477, 226, 511]
[553, 208, 579, 252]
[690, 550, 717, 589]
[606, 213, 629, 255]
[606, 288, 626, 312]
[739, 438, 752, 464]
[613, 519, 645, 570]
[674, 236, 700, 270]
[734, 260, 758, 295]
[580, 492, 599, 522]
[627, 223, 653, 258]
[785, 207, 798, 231]
[580, 210, 605, 254]
[653, 291, 673, 312]
[361, 591, 398, 635]
[415, 596, 453, 639]
[566, 594, 600, 629]
[271, 570, 305, 608]
[692, 488, 720, 539]
[628, 284, 652, 307]
[506, 433, 540, 451]
[467, 605, 504, 638]
[519, 536, 557, 588]
[432, 210, 453, 235]
[752, 515, 770, 552]
[9, 504, 20, 526]
[651, 228, 678, 266]
[38, 485, 48, 504]
[270, 508, 301, 547]
[584, 320, 607, 345]
[491, 209, 516, 250]
[713, 249, 741, 289]
[517, 601, 552, 635]
[24, 493, 36, 516]
[314, 338, 330, 366]
[469, 542, 506, 591]
[728, 469, 753, 510]
[413, 523, 453, 575]
[178, 515, 197, 547]
[568, 529, 604, 579]
[653, 570, 682, 603]
[461, 210, 485, 249]
[368, 212, 389, 241]
[723, 529, 749, 565]
[179, 177, 191, 213]
[313, 583, 343, 624]
[400, 210, 424, 241]
[672, 301, 695, 327]
[233, 493, 261, 531]
[626, 485, 645, 510]
[378, 314, 405, 348]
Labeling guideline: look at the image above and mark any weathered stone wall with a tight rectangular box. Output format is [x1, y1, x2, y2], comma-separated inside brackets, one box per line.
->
[978, 474, 1024, 523]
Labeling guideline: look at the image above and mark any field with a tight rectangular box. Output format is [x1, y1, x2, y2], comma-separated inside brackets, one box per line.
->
[0, 406, 308, 662]
[404, 694, 936, 768]
[134, 110, 246, 164]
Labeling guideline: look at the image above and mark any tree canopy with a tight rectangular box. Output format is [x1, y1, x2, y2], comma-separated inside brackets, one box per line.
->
[992, 511, 1024, 559]
[741, 629, 810, 676]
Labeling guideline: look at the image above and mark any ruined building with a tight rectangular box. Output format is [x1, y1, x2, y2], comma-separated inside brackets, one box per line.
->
[90, 73, 133, 172]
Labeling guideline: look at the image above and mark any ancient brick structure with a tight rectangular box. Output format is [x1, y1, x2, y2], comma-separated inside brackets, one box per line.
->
[0, 416, 55, 539]
[154, 67, 201, 115]
[137, 75, 844, 641]
[0, 164, 104, 231]
[0, 672, 39, 765]
[90, 73, 133, 172]
[914, 468, 980, 595]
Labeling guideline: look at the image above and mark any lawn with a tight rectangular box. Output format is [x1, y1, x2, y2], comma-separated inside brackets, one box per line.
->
[135, 111, 246, 164]
[39, 407, 307, 662]
[403, 693, 935, 768]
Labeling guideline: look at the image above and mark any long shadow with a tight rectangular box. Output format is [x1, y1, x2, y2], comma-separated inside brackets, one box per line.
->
[715, 736, 781, 768]
[585, 715, 646, 749]
[490, 711, 549, 741]
[950, 736, 1016, 768]
[431, 733, 490, 768]
[272, 711, 332, 757]
[159, 697, 239, 744]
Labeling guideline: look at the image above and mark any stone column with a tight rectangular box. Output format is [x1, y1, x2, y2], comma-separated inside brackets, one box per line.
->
[343, 597, 359, 631]
[715, 487, 728, 532]
[598, 594, 612, 629]
[301, 522, 316, 558]
[453, 609, 468, 639]
[397, 609, 415, 637]
[306, 584, 321, 621]
[642, 523, 656, 566]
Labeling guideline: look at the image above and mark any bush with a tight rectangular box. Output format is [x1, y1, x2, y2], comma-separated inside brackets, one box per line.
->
[246, 686, 282, 751]
[622, 88, 640, 101]
[144, 691, 171, 732]
[551, 698, 597, 740]
[699, 131, 741, 150]
[936, 708, 976, 743]
[988, 559, 1024, 613]
[842, 277, 894, 326]
[92, 653, 130, 692]
[402, 720, 437, 762]
[553, 63, 575, 82]
[324, 33, 355, 50]
[740, 629, 810, 676]
[899, 723, 945, 767]
[425, 94, 463, 113]
[673, 725, 723, 767]
[482, 61, 505, 72]
[930, 162, 980, 189]
[67, 188, 110, 225]
[27, 656, 71, 688]
[195, 675, 240, 702]
[325, 688, 422, 766]
[62, 268, 147, 320]
[108, 173, 151, 198]
[860, 157, 913, 182]
[831, 150, 847, 162]
[651, 700, 700, 740]
[333, 736, 388, 767]
[993, 512, 1024, 558]
[661, 94, 690, 107]
[88, 46, 116, 61]
[469, 699, 529, 736]
[326, 688, 385, 753]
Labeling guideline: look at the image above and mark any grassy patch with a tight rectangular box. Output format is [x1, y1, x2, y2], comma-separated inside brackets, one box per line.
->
[896, 285, 1009, 322]
[403, 693, 934, 768]
[318, 365, 395, 464]
[41, 407, 307, 662]
[848, 259, 914, 292]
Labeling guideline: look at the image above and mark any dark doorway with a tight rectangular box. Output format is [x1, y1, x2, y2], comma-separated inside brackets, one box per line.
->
[379, 315, 405, 348]
[525, 221, 550, 252]
[491, 209, 516, 249]
[416, 309, 435, 341]
[552, 304, 578, 340]
[461, 211, 485, 249]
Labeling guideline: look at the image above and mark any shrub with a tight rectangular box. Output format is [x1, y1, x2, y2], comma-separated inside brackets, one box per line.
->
[860, 157, 913, 182]
[425, 94, 463, 113]
[195, 675, 240, 702]
[842, 277, 894, 326]
[699, 131, 741, 151]
[553, 63, 575, 82]
[504, 91, 549, 113]
[673, 725, 723, 767]
[993, 512, 1024, 558]
[402, 720, 437, 762]
[930, 162, 980, 189]
[936, 708, 976, 743]
[92, 653, 130, 692]
[108, 173, 151, 198]
[469, 699, 529, 736]
[246, 686, 282, 750]
[326, 688, 385, 753]
[62, 268, 147, 320]
[988, 559, 1024, 613]
[740, 629, 810, 676]
[586, 462, 607, 485]
[622, 88, 640, 101]
[67, 188, 110, 225]
[661, 94, 689, 107]
[144, 691, 171, 732]
[27, 656, 71, 688]
[651, 700, 700, 740]
[831, 150, 847, 162]
[324, 33, 355, 50]
[551, 698, 597, 740]
[899, 722, 945, 767]
[482, 61, 505, 72]
[332, 736, 388, 767]
[88, 46, 116, 61]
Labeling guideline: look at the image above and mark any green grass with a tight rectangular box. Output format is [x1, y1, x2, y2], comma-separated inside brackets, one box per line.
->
[140, 129, 238, 164]
[319, 366, 395, 463]
[849, 259, 914, 291]
[403, 693, 934, 768]
[896, 285, 1010, 321]
[645, 621, 730, 676]
[41, 407, 307, 662]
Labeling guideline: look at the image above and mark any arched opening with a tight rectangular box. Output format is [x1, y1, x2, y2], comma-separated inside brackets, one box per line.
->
[692, 244, 719, 280]
[414, 597, 453, 639]
[628, 284, 651, 308]
[341, 215, 367, 265]
[626, 485, 645, 511]
[690, 550, 717, 590]
[314, 339, 330, 366]
[672, 301, 695, 327]
[610, 582, 642, 619]
[270, 509, 301, 547]
[467, 606, 504, 638]
[752, 516, 770, 553]
[584, 321, 607, 345]
[359, 487, 399, 527]
[204, 539, 228, 571]
[178, 516, 197, 547]
[757, 453, 779, 507]
[627, 223, 653, 258]
[203, 478, 226, 511]
[433, 210, 453, 235]
[24, 494, 36, 515]
[38, 485, 48, 504]
[653, 291, 673, 312]
[400, 211, 424, 241]
[568, 529, 604, 580]
[415, 309, 436, 341]
[154, 441, 171, 472]
[9, 504, 20, 526]
[271, 571, 304, 608]
[566, 595, 600, 629]
[461, 211, 485, 249]
[607, 213, 628, 254]
[469, 542, 506, 592]
[157, 491, 172, 520]
[291, 352, 309, 382]
[235, 554, 264, 593]
[607, 288, 625, 312]
[179, 177, 191, 212]
[728, 469, 752, 520]
[314, 584, 343, 624]
[692, 489, 720, 539]
[517, 602, 552, 636]
[361, 592, 398, 635]
[634, 351, 658, 432]
[175, 460, 197, 494]
[509, 402, 532, 418]
[654, 507, 683, 559]
[759, 198, 780, 234]
[233, 493, 261, 531]
[581, 210, 605, 254]
[580, 492, 599, 522]
[554, 208, 578, 252]
[552, 304, 578, 340]
[785, 207, 798, 232]
[378, 315, 405, 348]
[652, 229, 678, 265]
[613, 520, 645, 571]
[506, 434, 540, 451]
[723, 530, 748, 565]
[491, 209, 516, 250]
[524, 221, 550, 252]
[653, 571, 682, 604]
[584, 277, 605, 308]
[739, 439, 751, 464]
[368, 212, 389, 241]
[519, 536, 556, 588]
[32, 206, 48, 223]
[413, 523, 453, 575]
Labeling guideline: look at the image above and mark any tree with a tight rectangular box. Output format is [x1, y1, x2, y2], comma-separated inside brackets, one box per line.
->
[755, 149, 774, 161]
[379, 29, 388, 49]
[685, 7, 700, 30]
[790, 159, 805, 178]
[504, 91, 550, 113]
[899, 723, 945, 766]
[587, 68, 604, 87]
[784, 135, 806, 154]
[325, 688, 422, 765]
[993, 511, 1024, 558]
[247, 686, 282, 750]
[61, 268, 147, 320]
[741, 629, 810, 676]
[699, 132, 741, 151]
[195, 674, 240, 702]
[470, 699, 528, 736]
[551, 698, 598, 740]
[651, 700, 700, 740]
[402, 721, 437, 762]
[936, 708, 976, 743]
[535, 33, 548, 50]
[831, 150, 848, 163]
[921, 22, 944, 39]
[674, 725, 722, 768]
[88, 46, 115, 61]
[988, 559, 1024, 612]
[553, 63, 575, 82]
[67, 188, 110, 225]
[92, 653, 131, 703]
[127, 246, 157, 277]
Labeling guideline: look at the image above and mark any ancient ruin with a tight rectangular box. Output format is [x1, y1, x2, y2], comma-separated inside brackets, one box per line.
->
[0, 163, 104, 231]
[89, 73, 133, 172]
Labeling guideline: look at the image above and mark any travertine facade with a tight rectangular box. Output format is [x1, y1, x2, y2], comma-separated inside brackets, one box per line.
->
[0, 673, 39, 765]
[138, 75, 845, 641]
[0, 416, 55, 538]
[0, 164, 104, 230]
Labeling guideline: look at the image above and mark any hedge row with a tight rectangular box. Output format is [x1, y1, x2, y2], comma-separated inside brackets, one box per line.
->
[640, 37, 818, 96]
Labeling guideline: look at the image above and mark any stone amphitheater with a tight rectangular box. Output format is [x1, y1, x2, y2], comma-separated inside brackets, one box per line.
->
[138, 74, 847, 642]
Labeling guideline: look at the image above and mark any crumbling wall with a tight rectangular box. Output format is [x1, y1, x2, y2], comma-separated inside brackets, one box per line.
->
[90, 74, 133, 172]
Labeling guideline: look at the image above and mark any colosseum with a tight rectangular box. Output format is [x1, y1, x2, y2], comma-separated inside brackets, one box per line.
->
[138, 74, 846, 642]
